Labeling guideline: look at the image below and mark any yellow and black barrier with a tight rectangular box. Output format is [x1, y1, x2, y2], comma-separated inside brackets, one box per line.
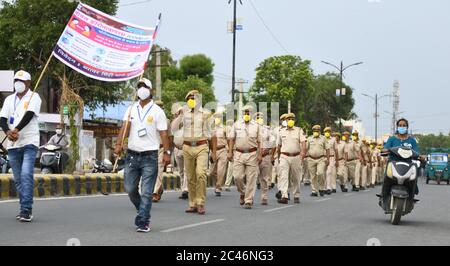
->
[0, 172, 183, 200]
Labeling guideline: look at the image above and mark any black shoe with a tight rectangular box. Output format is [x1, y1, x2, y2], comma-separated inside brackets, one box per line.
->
[288, 193, 291, 200]
[360, 187, 366, 191]
[269, 183, 275, 189]
[332, 189, 337, 193]
[304, 182, 311, 186]
[19, 211, 33, 222]
[319, 191, 325, 197]
[275, 191, 282, 200]
[340, 185, 348, 193]
[136, 223, 151, 233]
[257, 183, 261, 190]
[326, 190, 332, 195]
[215, 191, 221, 197]
[352, 186, 359, 192]
[179, 191, 188, 200]
[310, 192, 318, 197]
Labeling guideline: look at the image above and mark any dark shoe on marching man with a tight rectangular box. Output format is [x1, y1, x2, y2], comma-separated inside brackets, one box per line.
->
[114, 78, 171, 233]
[0, 70, 41, 222]
[307, 125, 330, 197]
[171, 90, 217, 215]
[228, 106, 262, 209]
[274, 113, 307, 204]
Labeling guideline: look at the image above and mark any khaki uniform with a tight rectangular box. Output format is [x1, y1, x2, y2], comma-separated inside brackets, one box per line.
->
[173, 125, 188, 193]
[209, 124, 229, 191]
[153, 118, 171, 195]
[345, 140, 360, 187]
[229, 120, 260, 205]
[271, 126, 282, 185]
[326, 138, 337, 190]
[259, 125, 276, 201]
[277, 127, 307, 199]
[371, 148, 380, 186]
[360, 144, 370, 188]
[171, 107, 213, 209]
[335, 141, 348, 186]
[224, 125, 234, 189]
[307, 136, 329, 194]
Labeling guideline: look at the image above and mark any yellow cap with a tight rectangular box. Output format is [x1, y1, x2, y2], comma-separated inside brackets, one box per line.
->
[185, 90, 199, 100]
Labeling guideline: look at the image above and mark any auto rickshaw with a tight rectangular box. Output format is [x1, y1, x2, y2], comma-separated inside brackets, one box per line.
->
[425, 152, 450, 185]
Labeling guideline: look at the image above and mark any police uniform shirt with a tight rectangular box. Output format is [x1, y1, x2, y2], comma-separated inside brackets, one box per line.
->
[0, 90, 42, 149]
[229, 120, 260, 150]
[123, 100, 168, 152]
[307, 135, 329, 158]
[171, 106, 213, 142]
[277, 127, 307, 153]
[344, 141, 359, 160]
[336, 141, 346, 160]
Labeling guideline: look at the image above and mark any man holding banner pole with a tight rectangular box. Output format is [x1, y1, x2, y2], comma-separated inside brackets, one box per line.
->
[114, 78, 170, 233]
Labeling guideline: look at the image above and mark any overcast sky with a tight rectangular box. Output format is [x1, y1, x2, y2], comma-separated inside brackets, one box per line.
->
[117, 0, 450, 135]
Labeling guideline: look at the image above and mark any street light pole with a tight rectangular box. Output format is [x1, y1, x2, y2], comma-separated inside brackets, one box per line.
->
[321, 60, 363, 132]
[229, 0, 242, 103]
[362, 93, 389, 141]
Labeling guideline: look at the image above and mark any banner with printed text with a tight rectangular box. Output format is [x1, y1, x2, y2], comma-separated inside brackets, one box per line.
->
[53, 3, 160, 82]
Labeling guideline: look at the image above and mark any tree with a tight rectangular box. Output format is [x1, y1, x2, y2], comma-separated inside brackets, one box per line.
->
[162, 76, 216, 119]
[179, 54, 215, 86]
[0, 0, 127, 110]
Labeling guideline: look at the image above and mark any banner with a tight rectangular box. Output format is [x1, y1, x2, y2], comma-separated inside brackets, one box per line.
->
[53, 3, 159, 82]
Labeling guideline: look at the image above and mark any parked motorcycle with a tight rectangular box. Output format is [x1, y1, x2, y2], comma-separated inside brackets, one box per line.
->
[378, 146, 421, 225]
[40, 144, 67, 174]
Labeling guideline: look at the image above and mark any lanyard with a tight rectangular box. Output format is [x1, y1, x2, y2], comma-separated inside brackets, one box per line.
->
[14, 94, 23, 113]
[137, 103, 154, 123]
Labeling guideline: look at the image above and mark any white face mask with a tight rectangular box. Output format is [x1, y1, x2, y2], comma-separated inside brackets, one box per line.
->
[137, 87, 150, 100]
[281, 120, 288, 127]
[55, 129, 63, 135]
[14, 81, 26, 94]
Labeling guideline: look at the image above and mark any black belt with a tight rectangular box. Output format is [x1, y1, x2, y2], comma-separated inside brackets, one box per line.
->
[127, 150, 157, 156]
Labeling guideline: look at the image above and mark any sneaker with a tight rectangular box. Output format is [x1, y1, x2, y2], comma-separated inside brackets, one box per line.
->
[19, 211, 33, 222]
[136, 223, 151, 233]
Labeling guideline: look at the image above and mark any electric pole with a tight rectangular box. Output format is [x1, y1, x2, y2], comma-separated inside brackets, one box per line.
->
[229, 0, 243, 103]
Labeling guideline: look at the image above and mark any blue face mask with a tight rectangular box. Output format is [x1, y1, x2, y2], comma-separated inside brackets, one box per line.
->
[397, 127, 408, 134]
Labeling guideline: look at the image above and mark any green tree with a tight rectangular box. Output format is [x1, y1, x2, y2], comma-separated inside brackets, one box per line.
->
[179, 54, 215, 86]
[0, 0, 128, 110]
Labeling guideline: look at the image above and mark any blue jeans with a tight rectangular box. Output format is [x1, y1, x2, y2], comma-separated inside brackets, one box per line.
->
[8, 144, 38, 212]
[124, 150, 158, 225]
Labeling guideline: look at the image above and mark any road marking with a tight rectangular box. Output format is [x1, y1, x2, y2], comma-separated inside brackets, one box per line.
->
[0, 194, 129, 204]
[363, 189, 371, 192]
[315, 198, 331, 202]
[263, 205, 294, 213]
[161, 219, 225, 233]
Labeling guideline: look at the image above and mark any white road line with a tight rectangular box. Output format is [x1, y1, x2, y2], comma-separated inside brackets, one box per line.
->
[263, 205, 294, 213]
[0, 194, 128, 204]
[315, 198, 331, 202]
[161, 219, 225, 233]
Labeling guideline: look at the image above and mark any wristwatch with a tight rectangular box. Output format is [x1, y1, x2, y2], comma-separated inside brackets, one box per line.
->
[164, 150, 172, 155]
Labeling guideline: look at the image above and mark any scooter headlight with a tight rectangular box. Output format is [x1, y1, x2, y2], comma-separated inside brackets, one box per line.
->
[398, 148, 413, 159]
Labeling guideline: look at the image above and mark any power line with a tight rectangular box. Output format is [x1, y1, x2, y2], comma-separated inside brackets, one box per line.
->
[248, 0, 290, 54]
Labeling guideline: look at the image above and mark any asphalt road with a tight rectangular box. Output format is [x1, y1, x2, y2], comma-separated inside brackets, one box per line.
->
[1, 178, 450, 246]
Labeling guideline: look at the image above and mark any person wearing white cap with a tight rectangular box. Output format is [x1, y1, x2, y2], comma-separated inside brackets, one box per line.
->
[114, 78, 171, 233]
[0, 70, 42, 222]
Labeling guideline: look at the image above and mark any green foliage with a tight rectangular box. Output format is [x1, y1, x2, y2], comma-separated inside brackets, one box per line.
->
[416, 133, 450, 154]
[250, 55, 355, 131]
[179, 54, 215, 86]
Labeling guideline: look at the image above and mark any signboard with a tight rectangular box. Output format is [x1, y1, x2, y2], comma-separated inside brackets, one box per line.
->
[53, 3, 159, 82]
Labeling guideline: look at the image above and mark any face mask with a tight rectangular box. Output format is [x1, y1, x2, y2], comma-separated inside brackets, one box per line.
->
[215, 118, 222, 125]
[287, 120, 295, 128]
[187, 99, 196, 109]
[256, 118, 264, 125]
[281, 120, 288, 127]
[397, 127, 408, 134]
[313, 132, 320, 138]
[324, 132, 331, 138]
[55, 129, 62, 135]
[370, 144, 375, 149]
[342, 136, 347, 141]
[14, 81, 26, 94]
[137, 87, 150, 100]
[243, 114, 251, 122]
[352, 136, 358, 141]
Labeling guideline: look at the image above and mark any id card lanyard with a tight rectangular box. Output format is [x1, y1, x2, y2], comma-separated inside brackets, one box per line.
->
[10, 93, 23, 124]
[136, 102, 154, 137]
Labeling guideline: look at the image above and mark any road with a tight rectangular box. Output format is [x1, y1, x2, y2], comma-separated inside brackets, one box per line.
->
[1, 178, 450, 246]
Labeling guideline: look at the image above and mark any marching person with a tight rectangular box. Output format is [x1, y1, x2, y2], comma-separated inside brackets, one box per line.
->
[223, 119, 235, 191]
[334, 132, 348, 192]
[274, 113, 307, 204]
[307, 125, 330, 197]
[359, 137, 371, 190]
[152, 100, 171, 202]
[370, 139, 380, 188]
[274, 114, 289, 200]
[172, 105, 189, 200]
[210, 112, 228, 197]
[255, 112, 276, 205]
[324, 127, 337, 194]
[351, 131, 363, 191]
[228, 106, 262, 209]
[114, 78, 170, 233]
[344, 131, 360, 192]
[0, 70, 42, 222]
[171, 90, 217, 215]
